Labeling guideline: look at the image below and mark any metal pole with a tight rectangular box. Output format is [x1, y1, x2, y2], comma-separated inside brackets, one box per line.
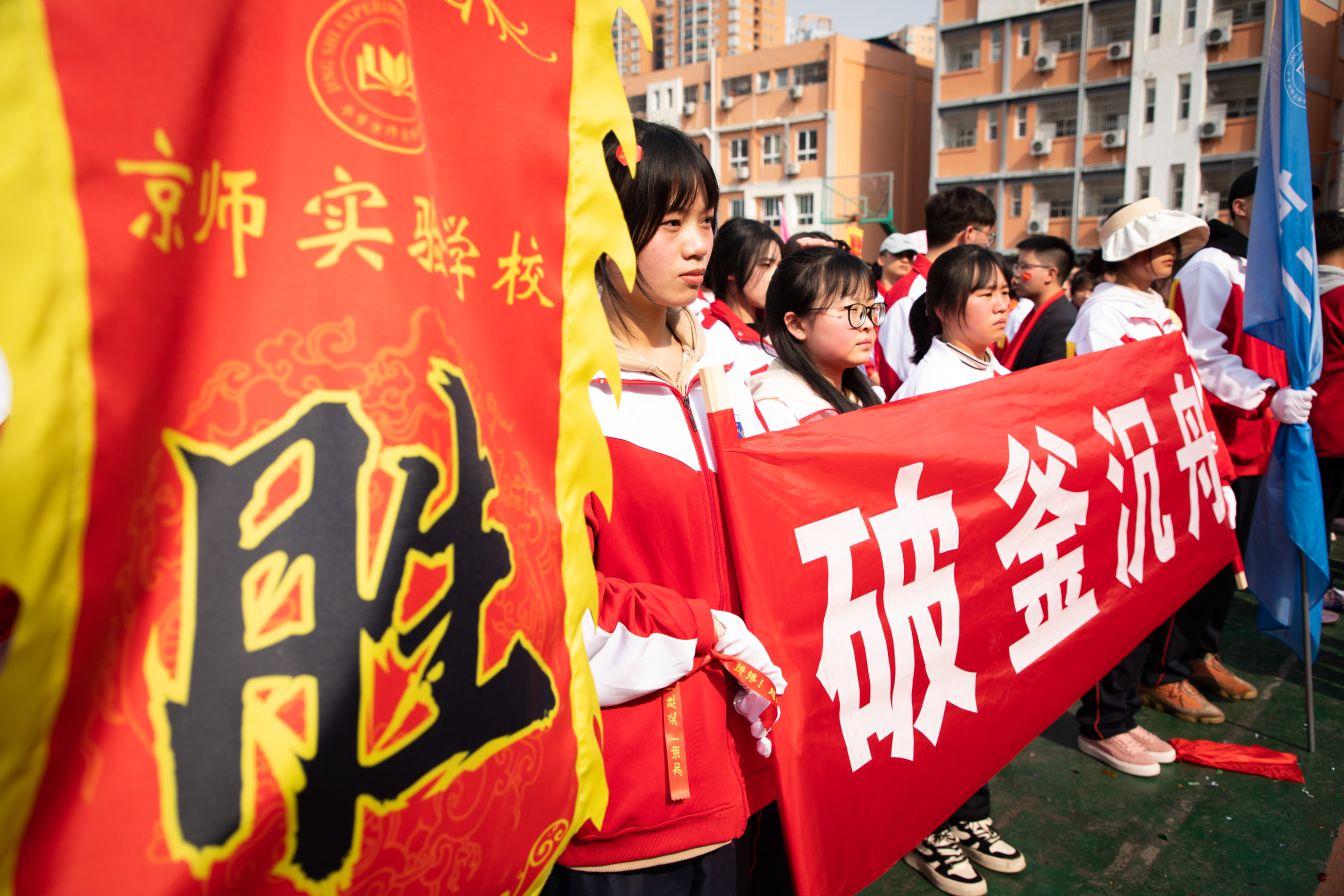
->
[1302, 551, 1316, 753]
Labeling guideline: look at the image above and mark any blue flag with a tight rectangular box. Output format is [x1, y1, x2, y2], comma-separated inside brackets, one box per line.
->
[1243, 0, 1328, 661]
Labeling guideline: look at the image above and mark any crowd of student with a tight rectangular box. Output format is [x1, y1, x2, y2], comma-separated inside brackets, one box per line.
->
[548, 119, 1344, 896]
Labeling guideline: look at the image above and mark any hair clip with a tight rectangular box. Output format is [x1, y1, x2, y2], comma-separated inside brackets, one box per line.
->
[615, 142, 643, 166]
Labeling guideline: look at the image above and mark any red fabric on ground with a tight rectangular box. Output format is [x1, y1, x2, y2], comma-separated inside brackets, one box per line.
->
[1169, 738, 1306, 783]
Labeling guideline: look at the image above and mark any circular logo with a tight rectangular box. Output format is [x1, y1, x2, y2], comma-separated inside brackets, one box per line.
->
[1285, 42, 1307, 109]
[307, 0, 426, 154]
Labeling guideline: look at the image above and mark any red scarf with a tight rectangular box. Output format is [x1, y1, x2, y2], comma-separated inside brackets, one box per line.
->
[1000, 290, 1065, 370]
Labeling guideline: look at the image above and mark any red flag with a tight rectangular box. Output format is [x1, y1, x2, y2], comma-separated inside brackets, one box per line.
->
[1169, 739, 1306, 783]
[0, 1, 633, 892]
[713, 335, 1238, 895]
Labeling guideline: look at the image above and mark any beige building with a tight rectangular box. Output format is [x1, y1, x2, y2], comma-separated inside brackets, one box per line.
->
[893, 23, 937, 65]
[931, 0, 1344, 250]
[624, 35, 933, 253]
[612, 0, 788, 77]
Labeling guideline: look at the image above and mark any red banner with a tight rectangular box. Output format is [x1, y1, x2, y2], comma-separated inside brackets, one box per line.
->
[712, 335, 1238, 896]
[0, 1, 637, 893]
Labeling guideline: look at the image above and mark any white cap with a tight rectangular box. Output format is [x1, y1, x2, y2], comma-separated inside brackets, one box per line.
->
[879, 232, 919, 256]
[1099, 197, 1209, 262]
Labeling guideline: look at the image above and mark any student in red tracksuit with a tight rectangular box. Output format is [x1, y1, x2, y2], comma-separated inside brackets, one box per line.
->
[750, 246, 885, 426]
[1167, 167, 1317, 698]
[875, 188, 996, 396]
[894, 246, 1025, 896]
[700, 216, 784, 376]
[1313, 210, 1344, 614]
[546, 120, 787, 896]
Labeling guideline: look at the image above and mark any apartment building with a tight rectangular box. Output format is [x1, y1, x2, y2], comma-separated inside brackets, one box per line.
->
[624, 35, 934, 250]
[612, 0, 788, 77]
[893, 23, 938, 65]
[932, 0, 1344, 250]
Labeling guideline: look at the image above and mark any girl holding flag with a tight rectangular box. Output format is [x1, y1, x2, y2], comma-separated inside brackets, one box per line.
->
[549, 120, 786, 896]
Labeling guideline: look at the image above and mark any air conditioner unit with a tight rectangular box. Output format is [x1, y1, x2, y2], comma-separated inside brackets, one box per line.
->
[720, 96, 735, 110]
[785, 161, 801, 176]
[682, 101, 697, 116]
[1030, 136, 1053, 156]
[1033, 51, 1057, 72]
[1027, 218, 1047, 234]
[789, 84, 805, 100]
[1106, 40, 1132, 61]
[1205, 25, 1232, 46]
[1101, 128, 1127, 148]
[1199, 118, 1225, 139]
[734, 164, 750, 180]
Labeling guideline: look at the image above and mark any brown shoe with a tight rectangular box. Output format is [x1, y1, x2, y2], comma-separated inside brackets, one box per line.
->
[1189, 653, 1258, 700]
[1140, 680, 1225, 724]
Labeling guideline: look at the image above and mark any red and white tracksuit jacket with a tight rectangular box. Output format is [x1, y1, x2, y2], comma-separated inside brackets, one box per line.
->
[1313, 266, 1344, 457]
[561, 312, 771, 871]
[874, 254, 931, 395]
[1171, 226, 1287, 477]
[698, 299, 775, 377]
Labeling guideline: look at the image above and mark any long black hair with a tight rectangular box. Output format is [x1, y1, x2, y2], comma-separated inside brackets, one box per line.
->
[910, 244, 1010, 364]
[597, 120, 719, 323]
[764, 246, 882, 413]
[704, 216, 783, 322]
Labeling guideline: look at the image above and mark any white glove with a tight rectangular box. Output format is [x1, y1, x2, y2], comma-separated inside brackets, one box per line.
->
[711, 609, 787, 756]
[1222, 483, 1237, 529]
[1270, 387, 1316, 424]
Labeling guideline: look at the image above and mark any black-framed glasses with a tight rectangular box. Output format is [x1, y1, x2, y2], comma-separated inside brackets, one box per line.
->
[1012, 262, 1053, 272]
[810, 301, 887, 329]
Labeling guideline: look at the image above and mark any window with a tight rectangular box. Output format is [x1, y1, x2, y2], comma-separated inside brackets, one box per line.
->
[1048, 193, 1073, 218]
[797, 193, 815, 226]
[1084, 176, 1126, 217]
[990, 28, 1002, 62]
[1138, 166, 1152, 198]
[1151, 0, 1162, 35]
[1043, 13, 1083, 52]
[722, 75, 752, 97]
[730, 198, 745, 218]
[1210, 73, 1261, 118]
[1178, 76, 1192, 122]
[729, 137, 749, 167]
[1215, 0, 1267, 24]
[797, 129, 818, 161]
[1087, 90, 1129, 132]
[775, 67, 790, 89]
[793, 62, 828, 85]
[1091, 5, 1135, 44]
[759, 195, 782, 227]
[758, 72, 771, 92]
[1018, 22, 1031, 57]
[1016, 105, 1028, 138]
[629, 94, 647, 114]
[944, 32, 980, 71]
[684, 84, 699, 103]
[762, 133, 782, 164]
[1223, 95, 1259, 118]
[1039, 98, 1077, 137]
[1144, 80, 1156, 125]
[987, 108, 999, 141]
[942, 110, 978, 148]
[1010, 183, 1023, 216]
[1171, 164, 1186, 209]
[1185, 0, 1198, 29]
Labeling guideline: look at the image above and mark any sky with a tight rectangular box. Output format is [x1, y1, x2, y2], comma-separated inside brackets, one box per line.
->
[786, 0, 937, 40]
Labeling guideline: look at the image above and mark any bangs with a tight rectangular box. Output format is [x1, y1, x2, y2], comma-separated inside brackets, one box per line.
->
[815, 251, 876, 306]
[616, 122, 720, 254]
[968, 252, 1007, 293]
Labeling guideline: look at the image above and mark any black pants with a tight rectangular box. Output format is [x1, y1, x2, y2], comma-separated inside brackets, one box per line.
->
[1320, 457, 1344, 530]
[736, 803, 795, 895]
[1156, 474, 1263, 679]
[943, 783, 991, 827]
[1077, 622, 1179, 740]
[544, 844, 737, 896]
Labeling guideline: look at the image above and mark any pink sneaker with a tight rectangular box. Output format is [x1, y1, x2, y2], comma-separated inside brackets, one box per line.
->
[1077, 731, 1161, 777]
[1128, 725, 1176, 763]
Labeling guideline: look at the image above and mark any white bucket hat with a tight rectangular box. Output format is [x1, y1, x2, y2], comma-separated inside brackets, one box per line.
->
[1098, 197, 1209, 262]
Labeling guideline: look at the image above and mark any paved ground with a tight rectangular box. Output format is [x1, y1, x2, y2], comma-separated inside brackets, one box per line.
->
[863, 545, 1344, 896]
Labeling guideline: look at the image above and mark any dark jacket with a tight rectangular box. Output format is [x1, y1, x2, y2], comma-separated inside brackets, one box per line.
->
[1011, 293, 1078, 370]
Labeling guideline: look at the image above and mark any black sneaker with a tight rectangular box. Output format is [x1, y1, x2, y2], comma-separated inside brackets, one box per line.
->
[903, 827, 987, 896]
[949, 818, 1027, 874]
